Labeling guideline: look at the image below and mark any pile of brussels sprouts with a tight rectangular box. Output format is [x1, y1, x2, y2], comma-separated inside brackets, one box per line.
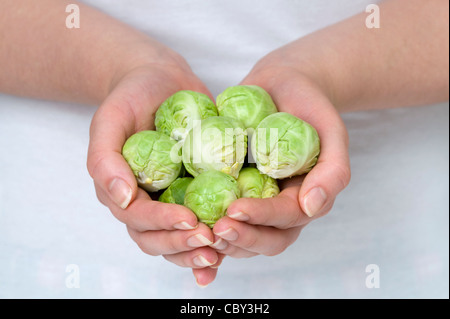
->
[122, 85, 320, 227]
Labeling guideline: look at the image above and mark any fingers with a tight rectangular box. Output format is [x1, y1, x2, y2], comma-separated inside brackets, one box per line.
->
[98, 186, 198, 231]
[212, 217, 303, 257]
[297, 120, 350, 218]
[87, 109, 137, 210]
[86, 65, 225, 286]
[192, 267, 218, 287]
[87, 96, 140, 211]
[227, 135, 349, 226]
[244, 73, 351, 219]
[87, 67, 205, 211]
[127, 222, 214, 256]
[226, 184, 309, 229]
[280, 82, 351, 218]
[290, 97, 350, 218]
[162, 247, 219, 269]
[210, 235, 257, 258]
[213, 243, 259, 259]
[191, 254, 226, 287]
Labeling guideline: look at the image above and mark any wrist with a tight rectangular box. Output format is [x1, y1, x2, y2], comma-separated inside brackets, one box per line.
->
[105, 41, 190, 102]
[256, 48, 365, 114]
[245, 52, 338, 111]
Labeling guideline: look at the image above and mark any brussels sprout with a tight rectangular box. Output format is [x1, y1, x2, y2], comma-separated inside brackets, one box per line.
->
[184, 170, 240, 227]
[154, 90, 218, 142]
[237, 167, 280, 198]
[182, 116, 247, 179]
[251, 112, 320, 179]
[158, 177, 194, 205]
[216, 85, 278, 130]
[122, 130, 182, 192]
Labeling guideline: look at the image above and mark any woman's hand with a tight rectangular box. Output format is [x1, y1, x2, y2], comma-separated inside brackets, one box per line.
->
[87, 50, 221, 287]
[212, 58, 351, 258]
[211, 0, 448, 260]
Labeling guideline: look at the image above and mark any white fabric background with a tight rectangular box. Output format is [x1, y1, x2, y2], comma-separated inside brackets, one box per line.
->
[0, 0, 448, 298]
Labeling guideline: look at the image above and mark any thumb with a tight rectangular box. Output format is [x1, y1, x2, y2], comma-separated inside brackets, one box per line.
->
[299, 149, 351, 218]
[87, 101, 138, 210]
[246, 74, 351, 219]
[87, 66, 214, 210]
[88, 151, 137, 210]
[297, 109, 351, 218]
[86, 73, 151, 210]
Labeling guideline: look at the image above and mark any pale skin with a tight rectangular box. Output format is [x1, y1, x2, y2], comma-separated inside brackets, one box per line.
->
[1, 0, 448, 287]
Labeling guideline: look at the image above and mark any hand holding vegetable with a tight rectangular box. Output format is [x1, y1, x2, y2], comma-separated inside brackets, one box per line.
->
[86, 45, 222, 286]
[211, 57, 350, 259]
[211, 0, 448, 268]
[117, 72, 332, 282]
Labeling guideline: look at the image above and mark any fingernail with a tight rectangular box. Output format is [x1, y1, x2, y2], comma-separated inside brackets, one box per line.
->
[214, 228, 238, 241]
[173, 221, 197, 230]
[210, 237, 228, 250]
[227, 211, 250, 221]
[209, 261, 222, 269]
[303, 187, 327, 217]
[187, 234, 213, 248]
[193, 255, 214, 267]
[109, 178, 132, 209]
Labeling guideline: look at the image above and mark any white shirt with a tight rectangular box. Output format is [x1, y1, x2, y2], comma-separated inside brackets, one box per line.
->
[81, 0, 380, 95]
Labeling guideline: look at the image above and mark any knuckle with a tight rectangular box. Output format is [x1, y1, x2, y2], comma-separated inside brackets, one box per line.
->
[264, 245, 286, 257]
[164, 233, 182, 254]
[240, 234, 258, 251]
[86, 151, 106, 180]
[133, 235, 148, 255]
[217, 245, 235, 257]
[213, 244, 241, 258]
[335, 163, 351, 190]
[285, 210, 304, 229]
[264, 228, 300, 257]
[133, 233, 159, 256]
[264, 237, 289, 256]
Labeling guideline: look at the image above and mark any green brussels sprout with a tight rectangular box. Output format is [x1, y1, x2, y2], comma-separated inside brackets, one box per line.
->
[237, 167, 280, 198]
[158, 177, 194, 205]
[182, 116, 247, 179]
[184, 170, 240, 227]
[251, 112, 320, 179]
[216, 85, 278, 130]
[154, 90, 218, 142]
[122, 130, 182, 192]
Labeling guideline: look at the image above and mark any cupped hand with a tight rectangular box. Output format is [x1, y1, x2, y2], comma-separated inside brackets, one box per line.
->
[86, 51, 220, 287]
[212, 60, 351, 258]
